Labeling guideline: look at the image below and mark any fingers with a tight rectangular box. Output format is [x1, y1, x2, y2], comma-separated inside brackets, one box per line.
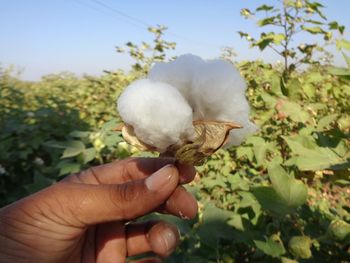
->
[65, 157, 196, 186]
[126, 221, 180, 258]
[95, 221, 179, 262]
[158, 186, 198, 219]
[175, 161, 197, 184]
[54, 164, 180, 225]
[95, 221, 126, 263]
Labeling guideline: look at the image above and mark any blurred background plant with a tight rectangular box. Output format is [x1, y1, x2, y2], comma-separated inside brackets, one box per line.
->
[0, 1, 349, 262]
[238, 0, 345, 81]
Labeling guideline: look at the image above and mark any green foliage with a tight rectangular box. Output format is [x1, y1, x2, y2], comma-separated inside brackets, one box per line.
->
[161, 56, 349, 261]
[327, 219, 350, 242]
[116, 25, 176, 75]
[288, 236, 312, 259]
[239, 0, 346, 78]
[328, 38, 350, 80]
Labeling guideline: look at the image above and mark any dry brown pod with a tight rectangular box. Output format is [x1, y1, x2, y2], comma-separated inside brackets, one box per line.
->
[116, 120, 242, 165]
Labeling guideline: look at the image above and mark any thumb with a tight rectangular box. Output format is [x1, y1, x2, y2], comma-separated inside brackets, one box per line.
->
[54, 164, 179, 226]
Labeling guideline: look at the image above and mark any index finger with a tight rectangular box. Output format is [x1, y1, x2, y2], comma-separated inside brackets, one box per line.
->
[65, 157, 196, 185]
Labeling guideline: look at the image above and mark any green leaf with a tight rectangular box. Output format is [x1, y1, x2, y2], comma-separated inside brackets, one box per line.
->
[301, 84, 316, 99]
[329, 21, 345, 34]
[69, 130, 90, 138]
[201, 176, 226, 189]
[283, 135, 349, 171]
[306, 19, 324, 25]
[258, 17, 276, 27]
[240, 8, 252, 18]
[306, 1, 326, 20]
[343, 52, 350, 69]
[61, 140, 85, 158]
[24, 173, 53, 194]
[227, 173, 250, 191]
[256, 4, 274, 11]
[270, 74, 283, 96]
[278, 100, 310, 122]
[301, 26, 325, 34]
[281, 257, 299, 263]
[254, 236, 286, 258]
[227, 214, 245, 231]
[57, 160, 81, 176]
[104, 133, 123, 147]
[236, 146, 254, 162]
[255, 33, 285, 50]
[327, 219, 350, 241]
[238, 31, 249, 38]
[245, 136, 278, 167]
[335, 179, 350, 186]
[284, 78, 303, 100]
[261, 92, 277, 107]
[82, 148, 96, 164]
[102, 119, 118, 131]
[316, 114, 338, 131]
[44, 141, 70, 149]
[328, 66, 350, 76]
[198, 203, 235, 247]
[338, 115, 350, 131]
[305, 71, 323, 83]
[252, 186, 292, 215]
[271, 33, 285, 44]
[268, 164, 308, 208]
[288, 236, 312, 259]
[254, 38, 273, 51]
[336, 39, 350, 50]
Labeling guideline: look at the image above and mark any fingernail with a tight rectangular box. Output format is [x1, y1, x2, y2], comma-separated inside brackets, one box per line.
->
[162, 227, 178, 251]
[145, 164, 175, 191]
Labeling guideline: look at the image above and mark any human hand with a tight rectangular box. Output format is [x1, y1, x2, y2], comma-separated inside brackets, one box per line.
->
[0, 158, 198, 263]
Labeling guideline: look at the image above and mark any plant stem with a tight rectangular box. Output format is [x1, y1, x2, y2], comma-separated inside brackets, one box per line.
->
[282, 5, 289, 73]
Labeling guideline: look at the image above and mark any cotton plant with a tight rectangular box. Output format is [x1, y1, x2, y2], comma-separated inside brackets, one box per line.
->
[117, 54, 257, 165]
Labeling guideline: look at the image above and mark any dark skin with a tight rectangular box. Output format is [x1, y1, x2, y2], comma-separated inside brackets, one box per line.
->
[0, 158, 198, 263]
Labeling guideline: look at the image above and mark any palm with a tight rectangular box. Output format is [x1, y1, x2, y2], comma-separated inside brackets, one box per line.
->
[0, 158, 197, 263]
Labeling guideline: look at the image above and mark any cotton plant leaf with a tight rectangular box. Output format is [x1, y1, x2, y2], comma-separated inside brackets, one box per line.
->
[117, 120, 242, 165]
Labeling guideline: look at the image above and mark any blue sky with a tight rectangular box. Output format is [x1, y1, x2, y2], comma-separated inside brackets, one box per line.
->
[0, 0, 349, 80]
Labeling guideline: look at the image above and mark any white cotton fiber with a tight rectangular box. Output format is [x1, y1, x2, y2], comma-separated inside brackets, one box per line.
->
[190, 59, 257, 145]
[149, 54, 204, 102]
[117, 79, 195, 152]
[191, 59, 247, 119]
[117, 54, 257, 151]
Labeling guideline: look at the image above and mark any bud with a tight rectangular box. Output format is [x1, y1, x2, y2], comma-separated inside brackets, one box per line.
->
[288, 236, 312, 259]
[327, 219, 350, 242]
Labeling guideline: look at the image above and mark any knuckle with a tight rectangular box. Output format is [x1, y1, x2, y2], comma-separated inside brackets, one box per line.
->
[120, 158, 138, 183]
[108, 182, 143, 219]
[119, 182, 139, 202]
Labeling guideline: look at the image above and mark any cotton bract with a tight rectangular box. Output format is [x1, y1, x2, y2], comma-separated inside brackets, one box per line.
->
[117, 79, 195, 152]
[117, 54, 257, 151]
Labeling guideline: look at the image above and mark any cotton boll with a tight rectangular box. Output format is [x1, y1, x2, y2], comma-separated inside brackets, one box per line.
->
[191, 59, 247, 119]
[149, 54, 204, 102]
[191, 59, 257, 144]
[117, 79, 195, 152]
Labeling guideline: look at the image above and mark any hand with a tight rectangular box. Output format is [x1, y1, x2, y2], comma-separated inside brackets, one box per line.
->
[0, 158, 198, 263]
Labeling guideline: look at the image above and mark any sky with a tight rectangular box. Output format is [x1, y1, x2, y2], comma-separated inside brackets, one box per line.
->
[0, 0, 349, 81]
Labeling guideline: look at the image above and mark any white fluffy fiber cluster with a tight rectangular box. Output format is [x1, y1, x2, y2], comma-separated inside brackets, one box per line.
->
[117, 54, 257, 152]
